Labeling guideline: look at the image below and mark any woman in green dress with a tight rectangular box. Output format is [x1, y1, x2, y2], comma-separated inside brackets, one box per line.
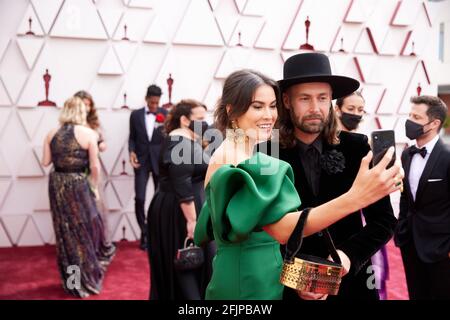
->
[194, 69, 403, 300]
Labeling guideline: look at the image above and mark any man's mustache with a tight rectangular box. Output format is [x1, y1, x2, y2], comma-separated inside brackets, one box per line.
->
[302, 114, 323, 121]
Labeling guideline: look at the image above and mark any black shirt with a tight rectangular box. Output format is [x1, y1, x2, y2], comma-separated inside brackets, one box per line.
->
[296, 137, 322, 196]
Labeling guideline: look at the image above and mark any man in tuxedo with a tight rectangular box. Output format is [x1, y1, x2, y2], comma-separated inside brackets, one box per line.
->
[394, 95, 450, 299]
[259, 53, 397, 300]
[129, 85, 168, 250]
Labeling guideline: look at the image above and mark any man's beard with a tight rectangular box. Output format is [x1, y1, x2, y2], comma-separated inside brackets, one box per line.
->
[290, 108, 327, 134]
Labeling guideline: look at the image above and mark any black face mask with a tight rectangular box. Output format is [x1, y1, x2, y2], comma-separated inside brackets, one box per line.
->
[405, 119, 431, 140]
[340, 112, 362, 131]
[188, 120, 209, 136]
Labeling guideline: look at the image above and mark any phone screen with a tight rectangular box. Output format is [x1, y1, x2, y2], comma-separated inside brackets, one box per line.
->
[371, 130, 396, 169]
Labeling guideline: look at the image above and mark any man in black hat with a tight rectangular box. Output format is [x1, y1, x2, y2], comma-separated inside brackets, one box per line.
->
[259, 53, 397, 300]
[129, 84, 168, 250]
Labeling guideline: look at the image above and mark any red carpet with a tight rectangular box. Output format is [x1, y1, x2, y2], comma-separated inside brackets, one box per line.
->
[0, 241, 149, 300]
[0, 240, 408, 300]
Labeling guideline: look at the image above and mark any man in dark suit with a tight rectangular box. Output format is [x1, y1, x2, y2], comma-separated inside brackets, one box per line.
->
[259, 53, 397, 300]
[129, 85, 168, 250]
[394, 95, 450, 299]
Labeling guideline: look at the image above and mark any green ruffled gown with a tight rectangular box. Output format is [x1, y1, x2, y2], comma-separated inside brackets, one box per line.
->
[194, 152, 301, 300]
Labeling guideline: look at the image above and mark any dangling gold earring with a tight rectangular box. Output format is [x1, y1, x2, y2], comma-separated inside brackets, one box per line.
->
[226, 120, 246, 143]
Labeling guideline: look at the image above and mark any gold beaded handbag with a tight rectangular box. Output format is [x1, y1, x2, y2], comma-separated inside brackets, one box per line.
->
[280, 208, 344, 295]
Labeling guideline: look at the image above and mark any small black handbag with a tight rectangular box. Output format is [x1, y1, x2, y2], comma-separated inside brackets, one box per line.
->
[173, 237, 204, 271]
[280, 208, 344, 295]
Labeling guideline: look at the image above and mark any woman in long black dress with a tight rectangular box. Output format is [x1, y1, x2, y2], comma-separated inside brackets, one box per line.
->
[41, 97, 115, 298]
[147, 99, 212, 300]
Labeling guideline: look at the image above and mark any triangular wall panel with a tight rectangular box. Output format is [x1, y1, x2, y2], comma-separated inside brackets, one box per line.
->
[0, 220, 12, 247]
[104, 181, 122, 211]
[2, 215, 28, 245]
[354, 28, 379, 54]
[283, 0, 350, 51]
[97, 6, 124, 38]
[112, 213, 137, 241]
[17, 148, 45, 177]
[228, 16, 265, 47]
[173, 0, 224, 46]
[215, 47, 252, 79]
[111, 178, 135, 210]
[31, 0, 64, 34]
[111, 145, 135, 176]
[0, 149, 12, 178]
[16, 4, 45, 37]
[397, 60, 433, 114]
[16, 36, 45, 69]
[33, 180, 50, 212]
[17, 216, 45, 246]
[0, 107, 12, 136]
[113, 41, 138, 72]
[143, 15, 169, 44]
[0, 41, 30, 104]
[89, 76, 124, 109]
[254, 0, 300, 50]
[51, 0, 108, 40]
[112, 9, 153, 42]
[242, 0, 269, 17]
[0, 180, 12, 208]
[32, 212, 54, 244]
[98, 46, 123, 75]
[0, 79, 12, 106]
[17, 108, 45, 141]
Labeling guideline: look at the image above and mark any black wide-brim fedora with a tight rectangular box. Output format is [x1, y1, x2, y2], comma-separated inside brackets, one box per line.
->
[278, 53, 360, 100]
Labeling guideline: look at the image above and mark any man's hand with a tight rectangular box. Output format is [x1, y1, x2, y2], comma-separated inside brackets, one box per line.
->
[130, 151, 140, 169]
[328, 249, 351, 277]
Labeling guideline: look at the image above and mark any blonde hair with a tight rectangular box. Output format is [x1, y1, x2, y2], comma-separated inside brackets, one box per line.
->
[59, 97, 87, 126]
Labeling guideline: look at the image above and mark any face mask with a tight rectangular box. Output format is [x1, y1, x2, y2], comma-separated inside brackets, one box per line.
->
[340, 112, 362, 131]
[188, 120, 209, 136]
[405, 119, 431, 140]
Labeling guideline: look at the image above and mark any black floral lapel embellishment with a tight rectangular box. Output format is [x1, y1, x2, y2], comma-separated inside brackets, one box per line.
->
[320, 149, 345, 174]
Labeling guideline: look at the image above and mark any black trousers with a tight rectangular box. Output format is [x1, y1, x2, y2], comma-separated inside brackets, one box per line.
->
[134, 163, 158, 238]
[401, 241, 450, 300]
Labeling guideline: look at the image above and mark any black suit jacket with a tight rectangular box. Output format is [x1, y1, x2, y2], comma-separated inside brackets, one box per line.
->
[394, 138, 450, 263]
[258, 131, 397, 300]
[128, 107, 168, 174]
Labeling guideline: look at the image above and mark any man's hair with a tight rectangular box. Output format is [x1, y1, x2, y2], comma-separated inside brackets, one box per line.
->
[146, 85, 162, 98]
[410, 95, 448, 130]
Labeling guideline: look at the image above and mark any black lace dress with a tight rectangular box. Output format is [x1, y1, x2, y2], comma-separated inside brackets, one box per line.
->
[48, 124, 116, 298]
[147, 135, 214, 300]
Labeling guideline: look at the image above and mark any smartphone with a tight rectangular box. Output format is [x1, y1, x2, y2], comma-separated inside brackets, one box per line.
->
[371, 130, 396, 169]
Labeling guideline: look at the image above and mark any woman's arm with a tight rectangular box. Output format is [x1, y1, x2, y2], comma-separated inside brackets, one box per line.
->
[264, 147, 402, 244]
[41, 129, 57, 167]
[87, 131, 101, 189]
[180, 202, 197, 239]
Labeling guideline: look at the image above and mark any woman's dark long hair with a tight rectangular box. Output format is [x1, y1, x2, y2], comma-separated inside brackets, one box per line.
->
[214, 69, 281, 135]
[74, 90, 100, 130]
[164, 99, 206, 134]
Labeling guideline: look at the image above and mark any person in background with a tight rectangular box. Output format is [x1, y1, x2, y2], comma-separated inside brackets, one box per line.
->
[74, 90, 115, 250]
[335, 90, 390, 300]
[147, 99, 212, 300]
[41, 97, 114, 298]
[74, 90, 107, 152]
[335, 91, 365, 132]
[394, 95, 450, 300]
[128, 85, 168, 250]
